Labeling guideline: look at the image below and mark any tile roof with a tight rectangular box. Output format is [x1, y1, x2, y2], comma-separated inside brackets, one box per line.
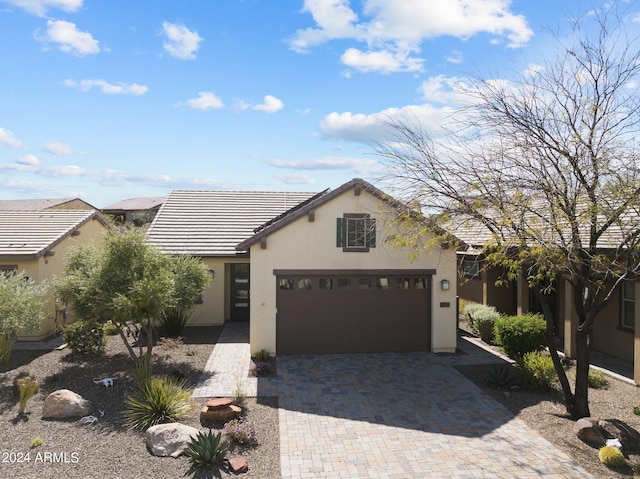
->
[146, 189, 318, 256]
[0, 210, 100, 258]
[102, 196, 165, 211]
[0, 198, 90, 210]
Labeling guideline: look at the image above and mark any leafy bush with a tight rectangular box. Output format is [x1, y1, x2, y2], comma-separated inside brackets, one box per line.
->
[494, 314, 546, 361]
[185, 430, 228, 467]
[223, 418, 258, 446]
[103, 321, 118, 336]
[518, 351, 556, 391]
[486, 364, 520, 388]
[588, 369, 608, 389]
[63, 320, 107, 355]
[598, 445, 626, 468]
[158, 305, 194, 337]
[123, 376, 193, 430]
[633, 406, 640, 416]
[462, 303, 500, 343]
[14, 372, 38, 414]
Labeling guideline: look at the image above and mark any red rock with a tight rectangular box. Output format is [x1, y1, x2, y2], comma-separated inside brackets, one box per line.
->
[200, 404, 242, 422]
[228, 455, 248, 473]
[206, 397, 233, 409]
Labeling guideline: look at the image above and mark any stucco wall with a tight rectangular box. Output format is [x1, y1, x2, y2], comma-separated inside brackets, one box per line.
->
[591, 286, 634, 362]
[16, 216, 108, 340]
[248, 188, 458, 355]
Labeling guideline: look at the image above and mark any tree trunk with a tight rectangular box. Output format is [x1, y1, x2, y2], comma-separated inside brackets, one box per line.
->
[144, 318, 154, 366]
[117, 326, 139, 363]
[537, 290, 575, 416]
[572, 327, 591, 419]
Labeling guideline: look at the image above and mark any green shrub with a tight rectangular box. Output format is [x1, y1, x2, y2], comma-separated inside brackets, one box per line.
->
[185, 430, 228, 467]
[518, 351, 556, 391]
[123, 376, 193, 430]
[494, 314, 546, 361]
[103, 321, 118, 336]
[633, 406, 640, 416]
[486, 364, 520, 388]
[588, 369, 608, 389]
[63, 320, 107, 355]
[462, 303, 500, 343]
[598, 445, 626, 468]
[158, 306, 193, 337]
[29, 437, 43, 448]
[14, 373, 38, 414]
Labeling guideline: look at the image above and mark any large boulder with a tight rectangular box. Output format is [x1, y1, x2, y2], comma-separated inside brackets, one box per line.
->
[599, 419, 640, 452]
[575, 417, 606, 448]
[146, 423, 200, 458]
[42, 389, 92, 419]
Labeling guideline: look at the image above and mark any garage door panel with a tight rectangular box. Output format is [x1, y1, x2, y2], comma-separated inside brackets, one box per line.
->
[276, 274, 431, 354]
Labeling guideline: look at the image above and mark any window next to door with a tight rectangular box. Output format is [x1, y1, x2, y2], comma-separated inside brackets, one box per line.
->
[336, 214, 376, 252]
[620, 280, 635, 331]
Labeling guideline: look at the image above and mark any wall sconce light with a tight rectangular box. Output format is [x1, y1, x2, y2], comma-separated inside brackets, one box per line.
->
[440, 279, 450, 291]
[208, 269, 215, 279]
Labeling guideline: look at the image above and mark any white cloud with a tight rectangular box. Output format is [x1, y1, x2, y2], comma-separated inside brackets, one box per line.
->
[289, 0, 533, 73]
[0, 128, 24, 148]
[38, 19, 100, 56]
[524, 63, 544, 77]
[64, 79, 148, 95]
[253, 95, 284, 113]
[341, 47, 423, 73]
[3, 0, 82, 17]
[419, 75, 470, 105]
[43, 140, 84, 155]
[319, 103, 455, 143]
[162, 22, 203, 60]
[269, 155, 380, 174]
[17, 154, 39, 165]
[185, 91, 223, 110]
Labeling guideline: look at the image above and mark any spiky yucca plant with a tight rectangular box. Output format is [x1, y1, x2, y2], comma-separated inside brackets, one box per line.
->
[185, 430, 229, 467]
[123, 376, 193, 430]
[14, 373, 38, 414]
[598, 446, 626, 468]
[486, 364, 519, 388]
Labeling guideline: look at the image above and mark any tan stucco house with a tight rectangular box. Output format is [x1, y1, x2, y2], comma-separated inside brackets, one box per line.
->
[102, 196, 165, 225]
[148, 178, 458, 355]
[0, 209, 110, 340]
[453, 218, 640, 384]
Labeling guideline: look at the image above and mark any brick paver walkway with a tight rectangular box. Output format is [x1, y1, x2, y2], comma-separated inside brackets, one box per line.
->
[193, 322, 595, 478]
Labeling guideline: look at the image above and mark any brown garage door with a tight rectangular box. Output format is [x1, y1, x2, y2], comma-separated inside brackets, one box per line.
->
[275, 270, 432, 354]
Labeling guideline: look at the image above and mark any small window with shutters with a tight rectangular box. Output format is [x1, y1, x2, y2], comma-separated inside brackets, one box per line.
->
[336, 214, 376, 252]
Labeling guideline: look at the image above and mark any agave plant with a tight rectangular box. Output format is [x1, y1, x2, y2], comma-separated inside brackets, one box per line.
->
[185, 430, 229, 467]
[486, 364, 519, 389]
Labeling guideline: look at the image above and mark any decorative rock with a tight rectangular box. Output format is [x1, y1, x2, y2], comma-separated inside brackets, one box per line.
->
[145, 423, 200, 458]
[599, 419, 640, 452]
[228, 455, 249, 474]
[200, 404, 241, 422]
[206, 397, 233, 409]
[42, 389, 92, 419]
[575, 417, 606, 448]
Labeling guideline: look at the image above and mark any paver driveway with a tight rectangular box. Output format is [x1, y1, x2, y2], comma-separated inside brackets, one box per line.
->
[194, 323, 595, 479]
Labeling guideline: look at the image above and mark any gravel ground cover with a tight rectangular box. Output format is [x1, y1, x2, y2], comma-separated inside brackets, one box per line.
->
[456, 330, 640, 479]
[0, 327, 280, 479]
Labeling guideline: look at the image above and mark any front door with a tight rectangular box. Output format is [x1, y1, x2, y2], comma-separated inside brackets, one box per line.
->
[230, 263, 250, 320]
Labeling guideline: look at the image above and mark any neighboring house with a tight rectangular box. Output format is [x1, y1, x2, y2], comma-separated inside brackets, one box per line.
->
[0, 210, 110, 340]
[148, 178, 458, 355]
[452, 218, 640, 383]
[0, 198, 97, 211]
[102, 197, 165, 226]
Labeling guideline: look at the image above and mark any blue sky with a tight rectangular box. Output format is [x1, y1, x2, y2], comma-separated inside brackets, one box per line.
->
[0, 0, 634, 207]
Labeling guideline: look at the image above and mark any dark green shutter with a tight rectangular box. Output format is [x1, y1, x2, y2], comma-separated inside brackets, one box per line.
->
[336, 217, 347, 247]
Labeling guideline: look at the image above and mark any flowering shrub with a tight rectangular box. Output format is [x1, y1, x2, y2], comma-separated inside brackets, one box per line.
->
[223, 418, 258, 446]
[250, 360, 273, 376]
